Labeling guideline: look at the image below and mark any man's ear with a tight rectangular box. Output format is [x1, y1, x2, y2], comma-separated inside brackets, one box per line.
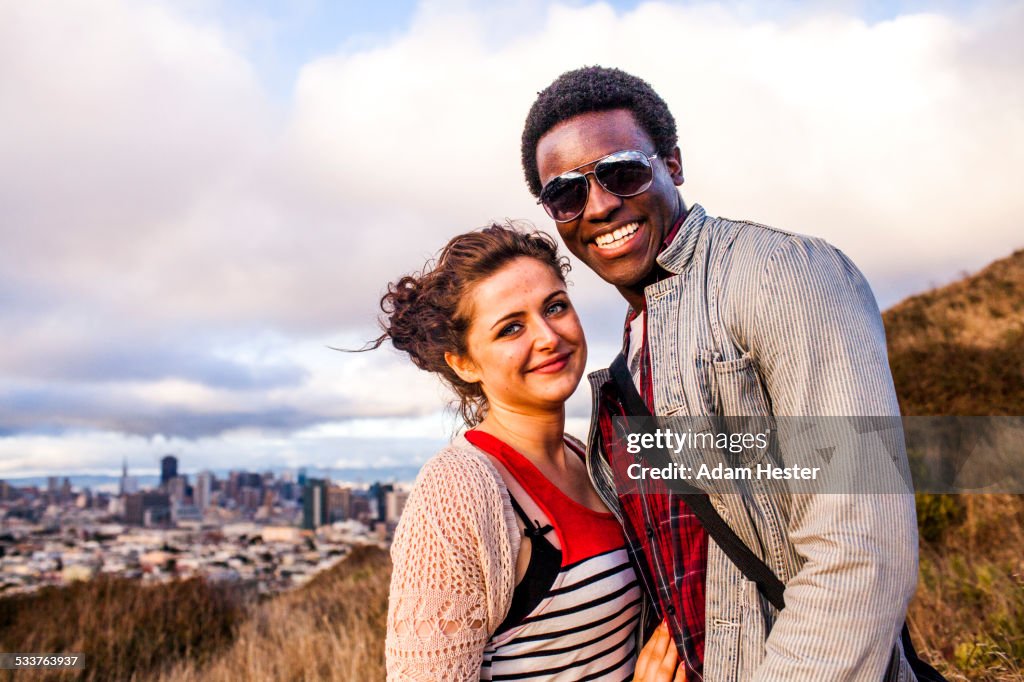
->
[445, 351, 480, 385]
[665, 146, 684, 186]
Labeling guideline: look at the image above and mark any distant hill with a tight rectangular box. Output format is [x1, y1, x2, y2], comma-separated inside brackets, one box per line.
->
[882, 249, 1024, 680]
[884, 249, 1024, 415]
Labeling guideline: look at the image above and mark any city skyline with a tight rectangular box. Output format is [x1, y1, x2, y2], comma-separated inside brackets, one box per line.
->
[2, 0, 1022, 478]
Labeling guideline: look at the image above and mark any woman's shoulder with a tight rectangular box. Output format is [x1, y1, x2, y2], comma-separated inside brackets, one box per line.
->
[414, 435, 506, 491]
[395, 436, 519, 560]
[402, 436, 514, 527]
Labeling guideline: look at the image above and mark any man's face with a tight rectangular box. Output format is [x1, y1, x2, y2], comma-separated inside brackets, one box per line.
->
[535, 109, 684, 298]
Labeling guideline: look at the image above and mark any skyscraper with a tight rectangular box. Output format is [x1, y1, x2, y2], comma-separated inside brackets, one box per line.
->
[302, 478, 328, 530]
[368, 482, 393, 523]
[119, 458, 129, 496]
[160, 455, 178, 489]
[195, 470, 213, 511]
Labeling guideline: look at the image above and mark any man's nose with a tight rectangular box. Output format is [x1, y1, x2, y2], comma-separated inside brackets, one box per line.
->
[583, 175, 622, 221]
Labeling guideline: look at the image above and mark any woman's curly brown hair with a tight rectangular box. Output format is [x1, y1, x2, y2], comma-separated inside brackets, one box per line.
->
[369, 223, 570, 426]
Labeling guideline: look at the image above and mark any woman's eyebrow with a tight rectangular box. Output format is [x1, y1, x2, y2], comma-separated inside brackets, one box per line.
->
[487, 289, 568, 331]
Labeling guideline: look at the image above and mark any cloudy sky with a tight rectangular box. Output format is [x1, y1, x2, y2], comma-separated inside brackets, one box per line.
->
[1, 0, 1021, 478]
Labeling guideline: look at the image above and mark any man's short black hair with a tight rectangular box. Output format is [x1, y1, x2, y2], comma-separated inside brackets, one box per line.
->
[521, 66, 677, 197]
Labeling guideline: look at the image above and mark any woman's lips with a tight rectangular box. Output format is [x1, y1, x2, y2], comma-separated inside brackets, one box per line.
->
[528, 352, 571, 374]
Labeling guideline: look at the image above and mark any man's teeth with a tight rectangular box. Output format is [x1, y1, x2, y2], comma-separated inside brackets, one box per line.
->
[595, 222, 640, 249]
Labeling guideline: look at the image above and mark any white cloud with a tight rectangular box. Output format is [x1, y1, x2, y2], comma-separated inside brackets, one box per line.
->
[1, 0, 1021, 473]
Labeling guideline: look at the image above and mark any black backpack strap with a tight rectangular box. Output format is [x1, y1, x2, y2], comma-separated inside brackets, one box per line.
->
[608, 353, 786, 611]
[507, 493, 553, 538]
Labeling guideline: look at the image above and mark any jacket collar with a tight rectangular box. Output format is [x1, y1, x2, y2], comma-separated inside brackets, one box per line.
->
[656, 202, 707, 275]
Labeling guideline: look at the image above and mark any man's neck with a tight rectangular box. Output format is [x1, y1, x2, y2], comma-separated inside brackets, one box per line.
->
[617, 198, 689, 313]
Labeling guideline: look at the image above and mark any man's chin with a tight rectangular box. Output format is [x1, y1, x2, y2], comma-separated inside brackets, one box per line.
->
[591, 264, 649, 290]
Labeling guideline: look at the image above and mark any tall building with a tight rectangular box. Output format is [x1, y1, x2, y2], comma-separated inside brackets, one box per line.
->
[385, 488, 410, 523]
[160, 455, 178, 489]
[195, 470, 214, 511]
[302, 478, 328, 530]
[368, 482, 394, 523]
[167, 475, 187, 504]
[240, 486, 262, 511]
[119, 458, 138, 495]
[327, 485, 352, 522]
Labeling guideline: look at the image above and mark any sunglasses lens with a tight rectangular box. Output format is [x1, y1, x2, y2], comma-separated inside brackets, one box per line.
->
[595, 151, 654, 197]
[540, 174, 588, 222]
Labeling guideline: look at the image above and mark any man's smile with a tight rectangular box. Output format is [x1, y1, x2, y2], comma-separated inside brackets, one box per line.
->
[594, 220, 642, 250]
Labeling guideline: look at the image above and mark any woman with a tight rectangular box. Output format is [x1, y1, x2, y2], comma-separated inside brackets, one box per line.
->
[373, 225, 680, 680]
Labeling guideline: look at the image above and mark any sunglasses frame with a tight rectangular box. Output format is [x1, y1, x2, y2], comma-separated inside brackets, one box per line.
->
[537, 149, 660, 223]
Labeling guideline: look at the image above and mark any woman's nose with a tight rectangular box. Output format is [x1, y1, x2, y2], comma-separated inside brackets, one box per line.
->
[533, 319, 560, 350]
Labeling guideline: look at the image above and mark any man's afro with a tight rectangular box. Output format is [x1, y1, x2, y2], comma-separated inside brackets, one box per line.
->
[521, 66, 677, 198]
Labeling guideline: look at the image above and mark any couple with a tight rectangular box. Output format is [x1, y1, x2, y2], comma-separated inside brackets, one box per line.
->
[379, 67, 922, 681]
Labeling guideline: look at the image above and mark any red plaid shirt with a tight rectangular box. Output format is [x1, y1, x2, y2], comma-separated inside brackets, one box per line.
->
[595, 217, 709, 680]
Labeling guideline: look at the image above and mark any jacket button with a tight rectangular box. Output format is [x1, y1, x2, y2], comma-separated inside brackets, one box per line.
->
[666, 604, 677, 615]
[645, 525, 654, 538]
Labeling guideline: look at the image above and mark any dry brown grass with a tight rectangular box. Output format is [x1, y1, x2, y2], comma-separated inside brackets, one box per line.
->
[0, 545, 389, 681]
[884, 250, 1024, 680]
[157, 544, 390, 682]
[885, 249, 1024, 416]
[909, 494, 1024, 681]
[0, 572, 243, 682]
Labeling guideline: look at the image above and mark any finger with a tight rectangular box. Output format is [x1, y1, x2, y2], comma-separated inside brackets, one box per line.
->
[654, 635, 678, 682]
[634, 629, 654, 679]
[635, 621, 670, 681]
[634, 639, 650, 680]
[636, 623, 664, 679]
[651, 621, 671, 659]
[673, 657, 687, 682]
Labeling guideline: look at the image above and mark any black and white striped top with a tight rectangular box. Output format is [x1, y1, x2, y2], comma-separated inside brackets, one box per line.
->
[466, 430, 642, 681]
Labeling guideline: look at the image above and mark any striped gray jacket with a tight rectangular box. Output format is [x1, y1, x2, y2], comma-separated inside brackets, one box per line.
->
[585, 204, 920, 681]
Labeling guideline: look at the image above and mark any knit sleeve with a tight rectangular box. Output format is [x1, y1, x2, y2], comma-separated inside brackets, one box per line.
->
[385, 447, 517, 681]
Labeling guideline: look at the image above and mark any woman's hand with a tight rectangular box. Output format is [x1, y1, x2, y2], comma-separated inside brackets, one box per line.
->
[633, 620, 686, 682]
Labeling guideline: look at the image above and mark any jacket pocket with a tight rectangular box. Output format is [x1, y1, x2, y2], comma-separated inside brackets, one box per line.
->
[711, 352, 771, 417]
[691, 348, 720, 416]
[712, 353, 774, 466]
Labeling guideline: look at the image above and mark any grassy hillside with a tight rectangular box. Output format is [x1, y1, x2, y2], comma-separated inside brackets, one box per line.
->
[0, 545, 389, 682]
[158, 544, 389, 681]
[884, 249, 1024, 681]
[886, 249, 1024, 416]
[0, 570, 244, 681]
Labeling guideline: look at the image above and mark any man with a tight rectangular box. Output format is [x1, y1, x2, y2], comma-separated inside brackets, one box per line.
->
[521, 66, 920, 681]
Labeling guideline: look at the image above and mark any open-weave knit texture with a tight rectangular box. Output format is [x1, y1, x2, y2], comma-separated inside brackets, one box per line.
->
[386, 436, 521, 681]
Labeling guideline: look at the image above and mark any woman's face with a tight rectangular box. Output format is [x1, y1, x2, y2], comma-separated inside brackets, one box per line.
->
[447, 257, 587, 417]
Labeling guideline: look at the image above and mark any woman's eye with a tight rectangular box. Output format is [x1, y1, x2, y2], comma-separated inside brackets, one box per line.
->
[546, 300, 569, 315]
[497, 322, 523, 338]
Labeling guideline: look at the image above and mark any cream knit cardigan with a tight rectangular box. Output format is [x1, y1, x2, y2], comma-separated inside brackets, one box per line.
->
[385, 434, 522, 681]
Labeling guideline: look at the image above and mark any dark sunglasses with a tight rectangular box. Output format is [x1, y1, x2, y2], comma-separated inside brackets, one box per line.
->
[538, 149, 659, 222]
